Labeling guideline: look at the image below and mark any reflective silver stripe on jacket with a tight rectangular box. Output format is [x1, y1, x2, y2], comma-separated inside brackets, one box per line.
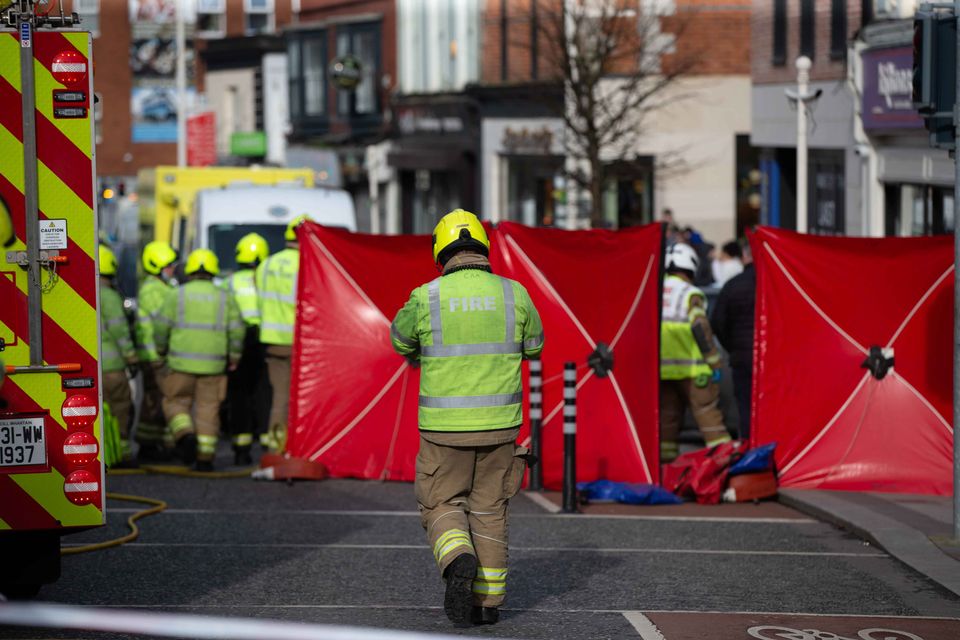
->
[169, 351, 226, 362]
[419, 392, 523, 409]
[261, 322, 294, 333]
[427, 278, 442, 347]
[661, 358, 707, 366]
[390, 323, 417, 348]
[105, 317, 127, 329]
[260, 290, 296, 304]
[421, 342, 521, 357]
[524, 333, 544, 351]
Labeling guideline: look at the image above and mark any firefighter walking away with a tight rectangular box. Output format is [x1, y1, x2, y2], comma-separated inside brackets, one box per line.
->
[391, 209, 544, 626]
[153, 249, 244, 471]
[659, 243, 732, 461]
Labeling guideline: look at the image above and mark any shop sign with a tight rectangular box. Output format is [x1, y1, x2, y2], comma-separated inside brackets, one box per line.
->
[502, 126, 554, 155]
[330, 55, 362, 91]
[230, 131, 267, 157]
[862, 47, 923, 130]
[397, 108, 464, 136]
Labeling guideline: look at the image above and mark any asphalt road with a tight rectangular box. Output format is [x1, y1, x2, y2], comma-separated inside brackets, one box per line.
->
[2, 459, 959, 640]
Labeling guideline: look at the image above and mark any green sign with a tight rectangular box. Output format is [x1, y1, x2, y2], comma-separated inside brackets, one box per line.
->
[230, 131, 267, 157]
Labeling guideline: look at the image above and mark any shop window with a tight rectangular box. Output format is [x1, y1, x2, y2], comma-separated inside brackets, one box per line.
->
[800, 0, 815, 60]
[809, 151, 845, 235]
[830, 0, 847, 61]
[601, 158, 655, 229]
[504, 155, 564, 227]
[885, 184, 955, 236]
[75, 0, 99, 37]
[335, 22, 381, 120]
[197, 0, 226, 38]
[773, 0, 787, 66]
[288, 30, 328, 133]
[245, 0, 274, 35]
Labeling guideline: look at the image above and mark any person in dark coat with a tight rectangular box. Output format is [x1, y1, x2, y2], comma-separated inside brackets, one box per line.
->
[710, 241, 756, 440]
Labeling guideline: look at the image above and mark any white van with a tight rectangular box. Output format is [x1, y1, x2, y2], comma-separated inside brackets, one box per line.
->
[194, 186, 356, 272]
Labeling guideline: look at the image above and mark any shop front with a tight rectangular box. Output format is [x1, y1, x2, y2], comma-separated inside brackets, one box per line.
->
[388, 95, 479, 234]
[861, 45, 954, 237]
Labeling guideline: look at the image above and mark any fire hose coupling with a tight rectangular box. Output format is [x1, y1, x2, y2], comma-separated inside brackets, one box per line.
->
[861, 346, 894, 380]
[5, 249, 64, 266]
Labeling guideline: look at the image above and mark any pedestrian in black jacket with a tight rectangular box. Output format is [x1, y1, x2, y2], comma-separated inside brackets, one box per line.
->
[710, 242, 755, 440]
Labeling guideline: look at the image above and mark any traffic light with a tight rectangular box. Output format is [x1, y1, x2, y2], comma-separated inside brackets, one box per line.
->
[912, 9, 957, 151]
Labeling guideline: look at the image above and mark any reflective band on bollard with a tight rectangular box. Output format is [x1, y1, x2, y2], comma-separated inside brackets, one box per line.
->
[529, 359, 544, 491]
[562, 362, 577, 513]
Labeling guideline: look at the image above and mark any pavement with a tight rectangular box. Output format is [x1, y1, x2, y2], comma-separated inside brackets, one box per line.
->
[1, 454, 959, 640]
[779, 489, 960, 599]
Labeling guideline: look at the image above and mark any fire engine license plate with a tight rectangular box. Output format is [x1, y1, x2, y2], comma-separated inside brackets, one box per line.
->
[0, 417, 46, 468]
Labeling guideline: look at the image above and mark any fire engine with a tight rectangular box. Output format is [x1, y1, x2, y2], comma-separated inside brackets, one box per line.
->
[0, 1, 104, 598]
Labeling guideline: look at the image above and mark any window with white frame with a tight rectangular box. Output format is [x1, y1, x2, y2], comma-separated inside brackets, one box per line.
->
[245, 0, 275, 35]
[197, 0, 226, 37]
[75, 0, 99, 36]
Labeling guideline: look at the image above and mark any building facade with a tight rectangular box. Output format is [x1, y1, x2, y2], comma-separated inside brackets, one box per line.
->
[751, 0, 864, 235]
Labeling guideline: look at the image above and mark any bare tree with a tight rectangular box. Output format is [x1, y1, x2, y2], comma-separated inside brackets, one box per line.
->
[512, 0, 700, 228]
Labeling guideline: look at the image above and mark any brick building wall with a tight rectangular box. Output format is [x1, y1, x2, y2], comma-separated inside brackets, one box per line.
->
[752, 0, 862, 85]
[62, 0, 294, 177]
[480, 0, 751, 86]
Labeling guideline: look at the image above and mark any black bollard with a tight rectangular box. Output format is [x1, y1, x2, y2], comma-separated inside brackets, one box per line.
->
[562, 362, 578, 513]
[529, 359, 543, 491]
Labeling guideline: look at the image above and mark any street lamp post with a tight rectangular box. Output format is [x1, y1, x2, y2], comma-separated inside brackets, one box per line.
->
[795, 56, 811, 234]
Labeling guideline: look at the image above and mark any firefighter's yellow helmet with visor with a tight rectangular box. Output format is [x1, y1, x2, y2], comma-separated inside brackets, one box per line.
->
[432, 209, 489, 266]
[285, 214, 312, 242]
[184, 248, 220, 277]
[235, 232, 269, 266]
[99, 245, 119, 277]
[142, 240, 178, 275]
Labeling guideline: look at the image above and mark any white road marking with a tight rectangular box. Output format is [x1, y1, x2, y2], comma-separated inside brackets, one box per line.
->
[624, 612, 666, 639]
[521, 491, 562, 513]
[103, 506, 817, 524]
[60, 541, 885, 557]
[80, 605, 960, 621]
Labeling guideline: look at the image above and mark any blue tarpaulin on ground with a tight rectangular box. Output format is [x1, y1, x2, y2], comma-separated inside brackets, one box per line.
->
[577, 480, 682, 505]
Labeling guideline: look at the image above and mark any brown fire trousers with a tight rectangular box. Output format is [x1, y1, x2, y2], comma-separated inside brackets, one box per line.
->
[264, 344, 292, 450]
[415, 433, 527, 608]
[102, 370, 132, 440]
[161, 370, 227, 462]
[659, 378, 729, 460]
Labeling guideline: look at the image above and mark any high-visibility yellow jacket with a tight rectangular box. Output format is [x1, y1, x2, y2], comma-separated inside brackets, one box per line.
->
[227, 268, 260, 327]
[153, 279, 244, 375]
[100, 282, 135, 373]
[255, 248, 298, 346]
[391, 269, 544, 432]
[660, 274, 713, 380]
[136, 275, 174, 362]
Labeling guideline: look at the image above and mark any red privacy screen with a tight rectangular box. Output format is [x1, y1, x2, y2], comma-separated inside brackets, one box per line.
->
[750, 227, 953, 495]
[288, 222, 663, 488]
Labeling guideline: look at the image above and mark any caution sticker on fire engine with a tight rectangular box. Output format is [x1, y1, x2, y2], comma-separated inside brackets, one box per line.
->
[39, 219, 67, 250]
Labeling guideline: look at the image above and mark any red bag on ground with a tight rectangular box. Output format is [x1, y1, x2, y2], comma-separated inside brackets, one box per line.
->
[662, 441, 745, 504]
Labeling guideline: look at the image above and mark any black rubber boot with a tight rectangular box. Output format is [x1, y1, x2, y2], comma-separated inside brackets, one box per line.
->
[234, 446, 253, 466]
[137, 443, 171, 463]
[471, 606, 500, 625]
[175, 434, 198, 465]
[194, 460, 214, 473]
[442, 554, 477, 626]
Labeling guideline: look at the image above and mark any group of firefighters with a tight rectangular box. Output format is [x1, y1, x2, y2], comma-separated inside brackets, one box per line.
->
[96, 215, 311, 471]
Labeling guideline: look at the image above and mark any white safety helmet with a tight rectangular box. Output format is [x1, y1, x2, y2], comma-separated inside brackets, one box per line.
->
[665, 243, 699, 274]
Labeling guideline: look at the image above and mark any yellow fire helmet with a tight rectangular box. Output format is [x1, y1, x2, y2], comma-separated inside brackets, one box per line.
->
[432, 209, 490, 265]
[184, 248, 220, 277]
[99, 245, 118, 277]
[235, 232, 269, 266]
[0, 196, 13, 248]
[285, 214, 312, 242]
[142, 240, 178, 275]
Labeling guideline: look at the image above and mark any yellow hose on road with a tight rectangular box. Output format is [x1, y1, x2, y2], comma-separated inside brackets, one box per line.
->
[61, 493, 167, 556]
